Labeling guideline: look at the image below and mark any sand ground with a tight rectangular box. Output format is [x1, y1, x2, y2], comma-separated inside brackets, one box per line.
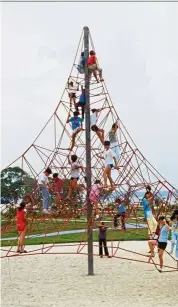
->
[1, 241, 178, 307]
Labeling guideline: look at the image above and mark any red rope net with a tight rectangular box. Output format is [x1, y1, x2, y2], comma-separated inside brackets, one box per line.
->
[1, 29, 178, 273]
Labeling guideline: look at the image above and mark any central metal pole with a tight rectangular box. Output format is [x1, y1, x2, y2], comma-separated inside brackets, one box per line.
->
[84, 26, 94, 275]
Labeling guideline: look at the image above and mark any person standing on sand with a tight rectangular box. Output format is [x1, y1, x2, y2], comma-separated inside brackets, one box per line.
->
[16, 202, 28, 253]
[98, 222, 111, 258]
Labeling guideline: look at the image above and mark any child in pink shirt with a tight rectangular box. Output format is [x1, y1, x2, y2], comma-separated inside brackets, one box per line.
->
[89, 180, 102, 219]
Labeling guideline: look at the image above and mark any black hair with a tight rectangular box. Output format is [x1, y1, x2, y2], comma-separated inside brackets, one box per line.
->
[90, 50, 95, 56]
[18, 201, 26, 211]
[158, 215, 170, 225]
[69, 81, 73, 86]
[53, 173, 58, 178]
[81, 51, 84, 57]
[45, 167, 52, 175]
[71, 155, 78, 162]
[171, 209, 178, 221]
[146, 185, 151, 192]
[112, 123, 118, 129]
[91, 109, 97, 113]
[104, 140, 110, 146]
[101, 221, 105, 225]
[115, 198, 121, 203]
[94, 180, 101, 184]
[73, 111, 79, 117]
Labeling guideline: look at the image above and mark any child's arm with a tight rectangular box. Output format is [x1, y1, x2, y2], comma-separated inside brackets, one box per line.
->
[66, 113, 71, 124]
[96, 153, 104, 159]
[163, 219, 171, 231]
[113, 157, 119, 169]
[68, 155, 72, 165]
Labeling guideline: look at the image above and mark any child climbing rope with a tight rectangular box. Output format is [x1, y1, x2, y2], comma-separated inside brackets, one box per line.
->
[109, 120, 120, 163]
[142, 191, 157, 239]
[90, 108, 106, 144]
[148, 216, 170, 272]
[38, 167, 52, 214]
[114, 198, 126, 230]
[67, 111, 84, 151]
[77, 51, 85, 74]
[98, 222, 111, 258]
[87, 50, 104, 83]
[170, 209, 178, 259]
[89, 179, 103, 220]
[75, 85, 86, 120]
[97, 141, 119, 189]
[16, 202, 27, 253]
[66, 154, 85, 200]
[67, 79, 79, 109]
[51, 173, 64, 200]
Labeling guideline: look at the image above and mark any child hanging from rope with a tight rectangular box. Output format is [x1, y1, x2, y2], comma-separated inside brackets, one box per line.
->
[148, 216, 170, 272]
[75, 85, 86, 120]
[97, 141, 119, 189]
[77, 51, 85, 74]
[51, 173, 64, 200]
[170, 209, 178, 259]
[87, 50, 104, 83]
[98, 222, 111, 258]
[109, 120, 120, 163]
[67, 111, 84, 151]
[90, 108, 107, 144]
[67, 79, 79, 109]
[16, 202, 27, 253]
[89, 179, 103, 220]
[66, 154, 85, 200]
[114, 198, 126, 230]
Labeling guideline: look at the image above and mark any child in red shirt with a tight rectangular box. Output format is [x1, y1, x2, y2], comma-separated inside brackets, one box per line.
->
[87, 50, 104, 83]
[16, 202, 27, 253]
[52, 173, 64, 199]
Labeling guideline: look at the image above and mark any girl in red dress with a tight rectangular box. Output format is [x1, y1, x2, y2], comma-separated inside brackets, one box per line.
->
[16, 202, 27, 253]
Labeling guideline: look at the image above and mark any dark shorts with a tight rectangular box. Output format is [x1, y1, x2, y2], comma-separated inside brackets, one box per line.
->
[78, 102, 85, 107]
[70, 177, 79, 181]
[107, 164, 114, 169]
[158, 242, 167, 250]
[117, 212, 126, 217]
[69, 93, 76, 98]
[91, 125, 99, 132]
[17, 224, 26, 232]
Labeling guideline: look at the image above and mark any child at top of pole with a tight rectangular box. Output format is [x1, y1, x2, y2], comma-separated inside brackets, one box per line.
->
[75, 85, 86, 120]
[67, 111, 84, 151]
[66, 154, 85, 200]
[90, 108, 107, 144]
[87, 50, 104, 83]
[16, 201, 28, 253]
[77, 51, 85, 74]
[109, 120, 120, 163]
[148, 216, 170, 272]
[67, 79, 79, 109]
[141, 191, 157, 239]
[170, 209, 178, 259]
[114, 198, 127, 230]
[89, 179, 103, 220]
[96, 140, 119, 190]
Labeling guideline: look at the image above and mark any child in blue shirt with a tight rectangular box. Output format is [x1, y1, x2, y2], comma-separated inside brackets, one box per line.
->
[75, 86, 86, 120]
[67, 111, 83, 151]
[77, 52, 85, 74]
[114, 198, 126, 230]
[170, 209, 178, 259]
[148, 216, 170, 272]
[142, 192, 157, 239]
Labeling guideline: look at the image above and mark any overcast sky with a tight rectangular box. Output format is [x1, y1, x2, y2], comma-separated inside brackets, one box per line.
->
[1, 2, 178, 187]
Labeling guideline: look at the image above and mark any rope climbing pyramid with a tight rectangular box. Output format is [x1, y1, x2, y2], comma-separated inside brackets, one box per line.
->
[1, 27, 178, 273]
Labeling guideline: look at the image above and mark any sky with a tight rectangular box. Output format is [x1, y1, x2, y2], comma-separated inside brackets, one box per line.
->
[1, 2, 178, 187]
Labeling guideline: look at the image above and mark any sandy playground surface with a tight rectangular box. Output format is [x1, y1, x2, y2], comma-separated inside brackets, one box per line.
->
[1, 241, 178, 307]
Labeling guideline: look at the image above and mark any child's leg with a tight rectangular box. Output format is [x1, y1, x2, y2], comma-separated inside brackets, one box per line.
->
[96, 129, 104, 144]
[93, 70, 99, 82]
[114, 214, 120, 228]
[148, 240, 156, 256]
[69, 94, 72, 107]
[106, 167, 114, 187]
[103, 167, 108, 186]
[121, 214, 126, 229]
[70, 128, 82, 151]
[19, 228, 27, 252]
[94, 201, 99, 216]
[158, 249, 164, 269]
[99, 238, 103, 256]
[17, 231, 21, 251]
[103, 239, 109, 256]
[170, 232, 176, 253]
[66, 180, 75, 199]
[98, 67, 104, 81]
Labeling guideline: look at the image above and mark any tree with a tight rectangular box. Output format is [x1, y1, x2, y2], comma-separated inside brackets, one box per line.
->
[1, 166, 35, 203]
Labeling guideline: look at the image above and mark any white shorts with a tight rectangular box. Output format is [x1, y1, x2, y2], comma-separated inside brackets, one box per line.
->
[72, 127, 81, 135]
[110, 142, 120, 162]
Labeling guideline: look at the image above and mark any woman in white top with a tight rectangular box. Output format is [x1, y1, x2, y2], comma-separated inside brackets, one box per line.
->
[90, 108, 107, 144]
[38, 167, 52, 213]
[68, 79, 79, 108]
[66, 154, 85, 199]
[97, 141, 119, 189]
[109, 120, 120, 163]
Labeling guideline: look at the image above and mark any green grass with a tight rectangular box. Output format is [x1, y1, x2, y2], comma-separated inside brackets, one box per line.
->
[1, 228, 148, 247]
